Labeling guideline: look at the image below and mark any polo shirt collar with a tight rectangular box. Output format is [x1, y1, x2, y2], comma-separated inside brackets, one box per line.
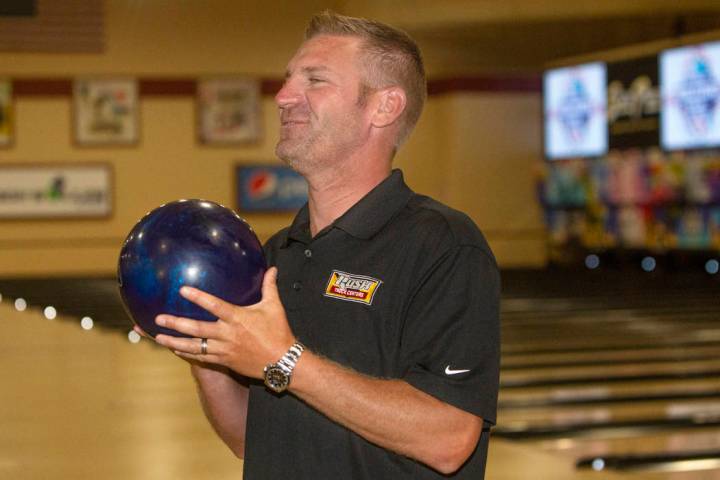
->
[285, 169, 413, 245]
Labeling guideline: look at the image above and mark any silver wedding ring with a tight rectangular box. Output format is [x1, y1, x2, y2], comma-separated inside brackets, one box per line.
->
[201, 338, 208, 355]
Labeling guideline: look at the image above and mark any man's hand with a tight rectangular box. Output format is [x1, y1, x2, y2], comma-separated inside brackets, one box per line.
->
[152, 267, 296, 378]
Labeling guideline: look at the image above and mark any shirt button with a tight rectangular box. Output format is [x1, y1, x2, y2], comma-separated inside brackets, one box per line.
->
[292, 281, 302, 291]
[304, 249, 312, 258]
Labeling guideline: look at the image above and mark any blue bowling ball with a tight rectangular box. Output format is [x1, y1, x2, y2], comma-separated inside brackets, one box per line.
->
[118, 199, 266, 338]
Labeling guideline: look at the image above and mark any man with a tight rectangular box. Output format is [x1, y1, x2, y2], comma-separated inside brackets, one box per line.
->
[149, 10, 500, 479]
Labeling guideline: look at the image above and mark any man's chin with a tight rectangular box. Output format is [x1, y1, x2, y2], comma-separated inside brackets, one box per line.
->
[275, 144, 302, 170]
[275, 143, 293, 164]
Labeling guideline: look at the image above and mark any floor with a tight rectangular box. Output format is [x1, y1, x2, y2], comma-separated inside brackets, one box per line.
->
[0, 269, 718, 479]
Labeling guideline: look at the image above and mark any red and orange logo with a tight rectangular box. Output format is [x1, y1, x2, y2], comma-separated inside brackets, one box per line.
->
[324, 270, 382, 305]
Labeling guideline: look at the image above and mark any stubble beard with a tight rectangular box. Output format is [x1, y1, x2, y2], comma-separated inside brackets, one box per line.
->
[276, 97, 367, 177]
[275, 129, 324, 176]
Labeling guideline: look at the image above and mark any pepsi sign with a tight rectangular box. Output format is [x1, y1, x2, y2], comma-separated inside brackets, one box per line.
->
[236, 165, 308, 212]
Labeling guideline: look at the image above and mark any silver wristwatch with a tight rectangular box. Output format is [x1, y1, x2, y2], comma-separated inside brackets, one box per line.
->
[263, 342, 305, 393]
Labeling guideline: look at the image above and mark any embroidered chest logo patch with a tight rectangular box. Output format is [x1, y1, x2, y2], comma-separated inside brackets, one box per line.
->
[324, 270, 382, 305]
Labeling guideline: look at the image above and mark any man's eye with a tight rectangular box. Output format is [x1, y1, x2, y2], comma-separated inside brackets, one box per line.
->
[309, 78, 324, 84]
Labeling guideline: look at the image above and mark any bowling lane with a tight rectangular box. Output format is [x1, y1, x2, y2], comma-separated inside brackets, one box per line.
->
[501, 333, 720, 355]
[496, 271, 720, 478]
[539, 430, 720, 478]
[501, 358, 720, 388]
[501, 315, 720, 341]
[502, 290, 716, 314]
[502, 345, 720, 369]
[498, 398, 720, 426]
[535, 430, 720, 479]
[499, 269, 719, 311]
[501, 290, 719, 357]
[497, 357, 720, 477]
[500, 378, 720, 408]
[3, 269, 716, 479]
[502, 308, 719, 325]
[538, 430, 720, 458]
[617, 470, 720, 479]
[485, 438, 629, 480]
[0, 302, 242, 480]
[0, 299, 629, 480]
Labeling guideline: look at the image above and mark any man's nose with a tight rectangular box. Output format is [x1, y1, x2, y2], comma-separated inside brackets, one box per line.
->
[275, 79, 300, 108]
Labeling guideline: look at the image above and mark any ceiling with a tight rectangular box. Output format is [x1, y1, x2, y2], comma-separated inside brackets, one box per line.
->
[340, 0, 720, 74]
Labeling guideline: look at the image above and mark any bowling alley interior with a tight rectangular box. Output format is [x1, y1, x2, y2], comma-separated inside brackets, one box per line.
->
[2, 1, 720, 479]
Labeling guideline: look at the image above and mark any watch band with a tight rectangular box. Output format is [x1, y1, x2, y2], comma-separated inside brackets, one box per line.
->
[263, 342, 305, 393]
[277, 342, 305, 373]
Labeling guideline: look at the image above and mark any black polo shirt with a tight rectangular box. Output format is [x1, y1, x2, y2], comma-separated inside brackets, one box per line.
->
[244, 169, 500, 479]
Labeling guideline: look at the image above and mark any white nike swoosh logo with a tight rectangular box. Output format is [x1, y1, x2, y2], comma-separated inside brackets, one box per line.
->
[445, 366, 471, 375]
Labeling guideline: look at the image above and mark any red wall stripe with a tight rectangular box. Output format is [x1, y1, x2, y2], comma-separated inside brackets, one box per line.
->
[139, 79, 195, 96]
[10, 75, 541, 97]
[13, 78, 72, 96]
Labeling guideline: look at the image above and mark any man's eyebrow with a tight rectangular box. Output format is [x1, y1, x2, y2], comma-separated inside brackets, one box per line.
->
[303, 66, 331, 74]
[285, 66, 332, 78]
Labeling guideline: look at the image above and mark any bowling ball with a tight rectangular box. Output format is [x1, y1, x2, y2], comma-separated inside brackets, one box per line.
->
[118, 199, 266, 338]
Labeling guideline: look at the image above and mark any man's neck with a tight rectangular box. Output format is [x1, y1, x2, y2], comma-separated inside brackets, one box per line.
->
[305, 157, 392, 237]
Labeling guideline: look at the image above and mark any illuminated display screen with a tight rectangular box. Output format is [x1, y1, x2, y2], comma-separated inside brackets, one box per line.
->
[544, 62, 608, 160]
[661, 41, 720, 151]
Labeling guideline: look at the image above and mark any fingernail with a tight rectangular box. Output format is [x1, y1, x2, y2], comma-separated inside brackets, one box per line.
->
[180, 286, 191, 297]
[156, 315, 166, 326]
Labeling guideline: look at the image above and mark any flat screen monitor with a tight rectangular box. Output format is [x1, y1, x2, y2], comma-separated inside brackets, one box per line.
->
[660, 41, 720, 151]
[544, 62, 608, 160]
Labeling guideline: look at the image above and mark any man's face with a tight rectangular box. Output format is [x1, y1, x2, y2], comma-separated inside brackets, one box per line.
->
[275, 35, 372, 173]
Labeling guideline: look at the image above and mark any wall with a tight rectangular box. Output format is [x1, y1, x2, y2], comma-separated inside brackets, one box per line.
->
[432, 93, 545, 267]
[0, 0, 546, 276]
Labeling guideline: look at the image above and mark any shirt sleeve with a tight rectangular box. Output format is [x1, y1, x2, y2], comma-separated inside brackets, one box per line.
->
[400, 245, 500, 424]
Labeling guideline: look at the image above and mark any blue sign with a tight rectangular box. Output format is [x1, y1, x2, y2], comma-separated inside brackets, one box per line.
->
[236, 165, 308, 212]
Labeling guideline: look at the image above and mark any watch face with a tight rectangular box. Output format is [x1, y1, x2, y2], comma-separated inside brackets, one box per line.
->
[264, 365, 289, 392]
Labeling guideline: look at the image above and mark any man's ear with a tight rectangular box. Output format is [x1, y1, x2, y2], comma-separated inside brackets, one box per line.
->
[370, 87, 406, 128]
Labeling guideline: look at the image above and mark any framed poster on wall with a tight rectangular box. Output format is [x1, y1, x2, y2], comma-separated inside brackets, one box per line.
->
[198, 77, 261, 145]
[73, 78, 139, 146]
[0, 79, 12, 147]
[0, 163, 113, 219]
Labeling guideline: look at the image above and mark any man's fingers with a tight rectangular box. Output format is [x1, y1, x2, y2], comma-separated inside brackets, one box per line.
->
[155, 334, 225, 360]
[155, 333, 207, 354]
[133, 325, 153, 340]
[155, 314, 217, 339]
[180, 286, 237, 320]
[260, 267, 281, 303]
[173, 350, 222, 364]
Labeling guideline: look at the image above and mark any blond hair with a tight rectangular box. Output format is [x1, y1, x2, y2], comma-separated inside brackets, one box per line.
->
[306, 10, 426, 147]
